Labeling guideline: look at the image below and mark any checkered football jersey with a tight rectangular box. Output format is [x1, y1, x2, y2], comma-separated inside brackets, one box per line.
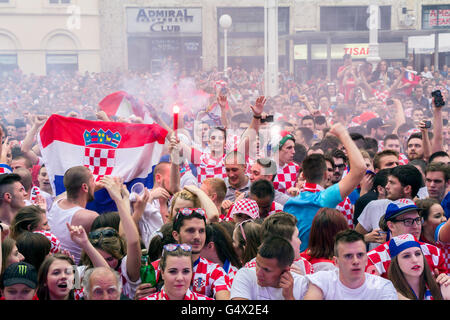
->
[434, 241, 450, 276]
[152, 256, 231, 298]
[33, 230, 61, 254]
[244, 256, 314, 275]
[366, 240, 448, 278]
[336, 196, 354, 229]
[140, 287, 213, 300]
[398, 153, 409, 165]
[191, 148, 228, 184]
[273, 162, 300, 194]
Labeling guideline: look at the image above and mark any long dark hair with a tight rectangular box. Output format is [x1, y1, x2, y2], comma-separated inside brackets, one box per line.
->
[388, 253, 443, 300]
[205, 223, 242, 269]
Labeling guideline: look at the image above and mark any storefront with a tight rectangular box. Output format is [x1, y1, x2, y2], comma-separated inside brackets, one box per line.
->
[408, 4, 450, 70]
[216, 6, 289, 72]
[126, 7, 202, 74]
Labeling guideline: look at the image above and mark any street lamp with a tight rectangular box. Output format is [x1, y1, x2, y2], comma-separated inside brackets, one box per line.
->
[219, 14, 232, 78]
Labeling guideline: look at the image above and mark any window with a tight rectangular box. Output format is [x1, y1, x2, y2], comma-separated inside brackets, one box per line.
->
[320, 6, 391, 31]
[217, 7, 290, 35]
[0, 0, 10, 3]
[49, 0, 71, 4]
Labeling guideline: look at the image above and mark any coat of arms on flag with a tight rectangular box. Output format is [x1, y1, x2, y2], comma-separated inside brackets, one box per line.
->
[83, 129, 122, 181]
[38, 114, 168, 213]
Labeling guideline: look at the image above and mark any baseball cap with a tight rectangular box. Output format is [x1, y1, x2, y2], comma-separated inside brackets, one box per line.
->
[230, 199, 260, 220]
[366, 117, 390, 131]
[1, 262, 38, 289]
[389, 234, 421, 258]
[384, 199, 419, 222]
[272, 130, 295, 152]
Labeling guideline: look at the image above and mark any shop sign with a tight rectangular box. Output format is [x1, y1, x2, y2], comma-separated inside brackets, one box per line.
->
[127, 7, 202, 34]
[422, 5, 450, 29]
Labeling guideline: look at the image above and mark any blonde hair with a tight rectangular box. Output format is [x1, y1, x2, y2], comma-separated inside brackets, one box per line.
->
[168, 189, 201, 220]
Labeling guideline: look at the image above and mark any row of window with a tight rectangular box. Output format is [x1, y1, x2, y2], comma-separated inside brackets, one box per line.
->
[0, 0, 70, 3]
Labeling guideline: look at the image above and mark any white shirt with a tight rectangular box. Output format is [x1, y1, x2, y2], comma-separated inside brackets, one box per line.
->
[357, 199, 392, 250]
[138, 199, 164, 249]
[230, 267, 308, 300]
[306, 269, 398, 300]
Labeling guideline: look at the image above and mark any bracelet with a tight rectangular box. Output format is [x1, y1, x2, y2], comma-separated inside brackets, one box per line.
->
[253, 115, 262, 119]
[0, 221, 3, 232]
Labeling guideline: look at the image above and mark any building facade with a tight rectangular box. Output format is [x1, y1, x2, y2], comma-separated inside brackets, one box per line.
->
[0, 0, 101, 75]
[0, 0, 448, 77]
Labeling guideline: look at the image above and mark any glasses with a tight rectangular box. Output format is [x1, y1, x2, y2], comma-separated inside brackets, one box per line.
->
[335, 164, 346, 170]
[176, 208, 206, 218]
[392, 217, 423, 227]
[163, 243, 192, 253]
[89, 228, 118, 239]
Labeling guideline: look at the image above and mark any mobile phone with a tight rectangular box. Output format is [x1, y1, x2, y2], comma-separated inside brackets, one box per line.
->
[386, 99, 394, 106]
[366, 170, 375, 176]
[424, 120, 432, 129]
[261, 115, 274, 123]
[220, 87, 227, 95]
[431, 90, 445, 108]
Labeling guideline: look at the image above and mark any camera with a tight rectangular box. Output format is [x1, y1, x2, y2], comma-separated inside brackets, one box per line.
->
[261, 115, 274, 123]
[431, 90, 445, 108]
[424, 120, 432, 129]
[386, 99, 394, 105]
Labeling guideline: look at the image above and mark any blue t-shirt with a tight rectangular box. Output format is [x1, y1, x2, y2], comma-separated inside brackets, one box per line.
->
[441, 192, 450, 220]
[283, 183, 343, 252]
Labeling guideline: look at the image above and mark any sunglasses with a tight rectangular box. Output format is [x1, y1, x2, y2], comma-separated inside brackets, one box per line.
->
[237, 219, 253, 242]
[89, 228, 118, 240]
[163, 243, 192, 253]
[176, 208, 206, 218]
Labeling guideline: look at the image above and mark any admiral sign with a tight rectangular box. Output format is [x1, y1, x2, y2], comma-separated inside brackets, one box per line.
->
[423, 5, 450, 29]
[127, 7, 202, 34]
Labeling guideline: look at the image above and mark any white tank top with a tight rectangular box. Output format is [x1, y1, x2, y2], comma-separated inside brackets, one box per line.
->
[47, 199, 84, 264]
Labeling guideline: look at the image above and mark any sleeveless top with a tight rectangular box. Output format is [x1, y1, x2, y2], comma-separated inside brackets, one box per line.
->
[47, 199, 84, 264]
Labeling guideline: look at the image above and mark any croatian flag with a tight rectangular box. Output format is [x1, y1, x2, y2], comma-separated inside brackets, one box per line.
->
[38, 114, 168, 213]
[401, 70, 420, 95]
[99, 91, 145, 119]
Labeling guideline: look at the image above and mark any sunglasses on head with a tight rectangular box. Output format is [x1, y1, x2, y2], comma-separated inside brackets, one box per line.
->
[89, 228, 118, 240]
[237, 219, 253, 242]
[163, 243, 192, 253]
[176, 208, 206, 218]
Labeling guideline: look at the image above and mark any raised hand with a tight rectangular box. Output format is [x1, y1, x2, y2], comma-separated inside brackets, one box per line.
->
[250, 96, 266, 116]
[66, 223, 90, 249]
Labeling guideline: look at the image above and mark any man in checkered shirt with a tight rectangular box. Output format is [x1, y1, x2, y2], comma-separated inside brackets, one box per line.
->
[284, 123, 367, 252]
[271, 131, 300, 195]
[365, 199, 448, 278]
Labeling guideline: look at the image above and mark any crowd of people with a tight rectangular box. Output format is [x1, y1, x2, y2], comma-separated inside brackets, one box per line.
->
[0, 53, 450, 301]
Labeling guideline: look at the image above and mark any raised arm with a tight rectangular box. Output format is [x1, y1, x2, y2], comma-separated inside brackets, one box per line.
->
[21, 115, 47, 163]
[236, 96, 265, 155]
[330, 123, 366, 199]
[391, 98, 406, 135]
[168, 133, 181, 194]
[418, 120, 432, 162]
[183, 185, 220, 223]
[430, 98, 444, 153]
[66, 223, 109, 268]
[103, 176, 141, 282]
